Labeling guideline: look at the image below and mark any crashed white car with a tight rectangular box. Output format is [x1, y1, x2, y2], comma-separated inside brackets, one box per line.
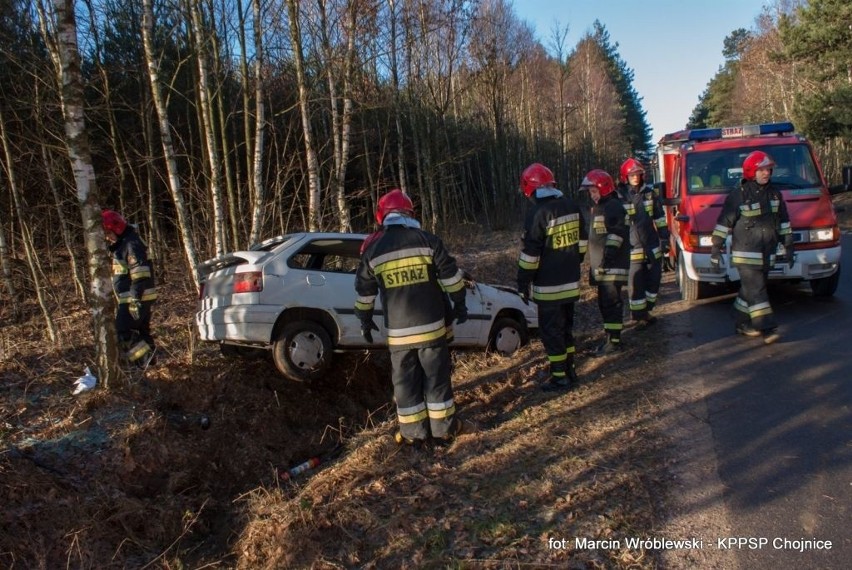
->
[195, 232, 537, 382]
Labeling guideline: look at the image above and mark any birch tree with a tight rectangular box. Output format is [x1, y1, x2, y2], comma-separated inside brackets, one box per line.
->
[44, 0, 120, 386]
[287, 0, 322, 231]
[141, 0, 200, 288]
[247, 0, 268, 245]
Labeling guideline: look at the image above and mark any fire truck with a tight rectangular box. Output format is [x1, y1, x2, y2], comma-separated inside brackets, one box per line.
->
[654, 121, 848, 301]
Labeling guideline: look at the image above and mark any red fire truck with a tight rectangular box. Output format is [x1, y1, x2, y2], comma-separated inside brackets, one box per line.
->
[654, 121, 848, 301]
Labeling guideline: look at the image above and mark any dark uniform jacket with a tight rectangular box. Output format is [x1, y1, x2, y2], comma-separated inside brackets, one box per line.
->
[517, 190, 587, 304]
[355, 224, 465, 350]
[711, 179, 792, 270]
[617, 183, 660, 264]
[588, 193, 630, 284]
[109, 226, 157, 305]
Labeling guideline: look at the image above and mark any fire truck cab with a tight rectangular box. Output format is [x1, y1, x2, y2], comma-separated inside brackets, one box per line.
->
[655, 122, 847, 301]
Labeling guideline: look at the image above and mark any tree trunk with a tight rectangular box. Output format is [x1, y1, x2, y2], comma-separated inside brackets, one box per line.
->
[141, 0, 200, 289]
[0, 222, 16, 318]
[388, 0, 408, 193]
[286, 0, 321, 231]
[46, 0, 120, 386]
[189, 0, 227, 256]
[247, 0, 267, 245]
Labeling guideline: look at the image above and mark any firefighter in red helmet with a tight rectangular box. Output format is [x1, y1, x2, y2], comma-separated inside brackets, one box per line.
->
[355, 189, 470, 445]
[710, 151, 792, 344]
[616, 157, 669, 327]
[517, 163, 587, 391]
[102, 209, 158, 367]
[582, 169, 630, 356]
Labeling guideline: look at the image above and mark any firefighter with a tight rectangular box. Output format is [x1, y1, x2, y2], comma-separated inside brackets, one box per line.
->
[583, 170, 630, 356]
[354, 189, 469, 445]
[710, 151, 792, 344]
[102, 210, 158, 367]
[516, 163, 587, 391]
[616, 158, 668, 326]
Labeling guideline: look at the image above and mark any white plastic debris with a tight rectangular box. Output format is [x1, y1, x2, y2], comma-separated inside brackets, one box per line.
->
[72, 367, 97, 395]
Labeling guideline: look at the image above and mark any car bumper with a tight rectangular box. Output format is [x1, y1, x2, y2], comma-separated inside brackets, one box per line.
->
[684, 245, 840, 283]
[195, 304, 279, 343]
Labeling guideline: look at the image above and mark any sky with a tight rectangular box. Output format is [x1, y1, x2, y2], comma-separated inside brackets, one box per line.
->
[512, 0, 770, 142]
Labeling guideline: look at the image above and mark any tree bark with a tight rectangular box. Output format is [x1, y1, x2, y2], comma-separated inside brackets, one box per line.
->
[141, 0, 200, 289]
[286, 0, 321, 231]
[247, 0, 267, 245]
[45, 0, 120, 386]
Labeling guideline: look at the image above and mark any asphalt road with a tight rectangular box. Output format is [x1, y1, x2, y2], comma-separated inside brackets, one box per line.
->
[683, 234, 852, 569]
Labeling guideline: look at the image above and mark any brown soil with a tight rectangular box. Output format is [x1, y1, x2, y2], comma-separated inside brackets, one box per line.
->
[2, 229, 697, 569]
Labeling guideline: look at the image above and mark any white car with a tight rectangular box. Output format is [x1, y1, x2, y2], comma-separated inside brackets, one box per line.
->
[195, 232, 537, 382]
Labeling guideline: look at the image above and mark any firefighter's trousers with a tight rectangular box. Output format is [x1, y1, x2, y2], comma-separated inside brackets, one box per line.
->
[628, 258, 662, 318]
[390, 342, 455, 440]
[537, 302, 576, 379]
[116, 301, 156, 364]
[734, 266, 776, 332]
[597, 282, 624, 343]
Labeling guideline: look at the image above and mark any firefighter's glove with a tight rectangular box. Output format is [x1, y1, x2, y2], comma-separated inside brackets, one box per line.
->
[360, 319, 379, 344]
[710, 250, 723, 270]
[453, 303, 468, 325]
[128, 298, 142, 321]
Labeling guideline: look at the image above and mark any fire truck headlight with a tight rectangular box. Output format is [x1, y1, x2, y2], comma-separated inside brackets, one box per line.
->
[808, 228, 835, 242]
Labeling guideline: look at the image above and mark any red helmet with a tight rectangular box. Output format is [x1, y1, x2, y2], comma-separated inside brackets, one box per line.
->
[520, 163, 555, 197]
[742, 151, 776, 180]
[581, 169, 615, 197]
[619, 158, 645, 183]
[375, 189, 414, 224]
[101, 209, 127, 234]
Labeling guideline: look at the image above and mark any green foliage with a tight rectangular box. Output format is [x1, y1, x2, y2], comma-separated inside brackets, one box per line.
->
[780, 0, 852, 141]
[591, 21, 652, 155]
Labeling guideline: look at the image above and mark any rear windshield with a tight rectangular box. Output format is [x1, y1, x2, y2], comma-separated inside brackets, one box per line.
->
[685, 143, 821, 194]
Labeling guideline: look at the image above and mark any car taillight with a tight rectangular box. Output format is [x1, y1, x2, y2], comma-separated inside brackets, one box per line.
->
[234, 271, 263, 293]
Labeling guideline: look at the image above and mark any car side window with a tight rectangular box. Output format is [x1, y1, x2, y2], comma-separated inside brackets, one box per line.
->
[287, 239, 362, 274]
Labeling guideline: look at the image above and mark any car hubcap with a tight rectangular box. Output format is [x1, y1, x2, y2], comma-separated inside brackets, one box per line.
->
[494, 327, 520, 354]
[288, 332, 324, 370]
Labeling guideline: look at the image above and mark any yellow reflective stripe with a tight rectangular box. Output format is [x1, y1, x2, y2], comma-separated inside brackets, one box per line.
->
[129, 266, 151, 280]
[373, 255, 433, 275]
[519, 259, 539, 270]
[427, 405, 456, 420]
[387, 327, 446, 346]
[398, 409, 429, 424]
[604, 322, 624, 331]
[140, 288, 158, 301]
[547, 353, 567, 363]
[440, 270, 465, 293]
[605, 234, 623, 247]
[355, 300, 374, 311]
[112, 261, 128, 275]
[579, 240, 588, 254]
[127, 340, 152, 362]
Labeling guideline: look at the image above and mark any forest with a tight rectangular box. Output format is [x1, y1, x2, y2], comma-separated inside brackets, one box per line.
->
[0, 0, 849, 389]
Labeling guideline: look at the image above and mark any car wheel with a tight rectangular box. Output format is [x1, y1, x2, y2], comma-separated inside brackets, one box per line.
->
[489, 317, 529, 356]
[272, 321, 333, 382]
[810, 264, 840, 297]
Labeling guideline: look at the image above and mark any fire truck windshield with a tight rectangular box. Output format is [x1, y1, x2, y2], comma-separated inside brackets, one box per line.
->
[685, 144, 821, 194]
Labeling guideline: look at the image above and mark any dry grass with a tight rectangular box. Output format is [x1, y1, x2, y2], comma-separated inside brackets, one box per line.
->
[1, 230, 677, 569]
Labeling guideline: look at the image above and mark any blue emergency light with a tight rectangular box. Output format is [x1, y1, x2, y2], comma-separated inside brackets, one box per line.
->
[687, 122, 794, 142]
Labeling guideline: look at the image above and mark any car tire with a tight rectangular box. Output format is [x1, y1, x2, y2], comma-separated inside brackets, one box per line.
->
[489, 317, 529, 356]
[272, 321, 333, 382]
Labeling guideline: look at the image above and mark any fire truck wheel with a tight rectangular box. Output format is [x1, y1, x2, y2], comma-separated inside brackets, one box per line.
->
[676, 249, 702, 302]
[810, 265, 840, 298]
